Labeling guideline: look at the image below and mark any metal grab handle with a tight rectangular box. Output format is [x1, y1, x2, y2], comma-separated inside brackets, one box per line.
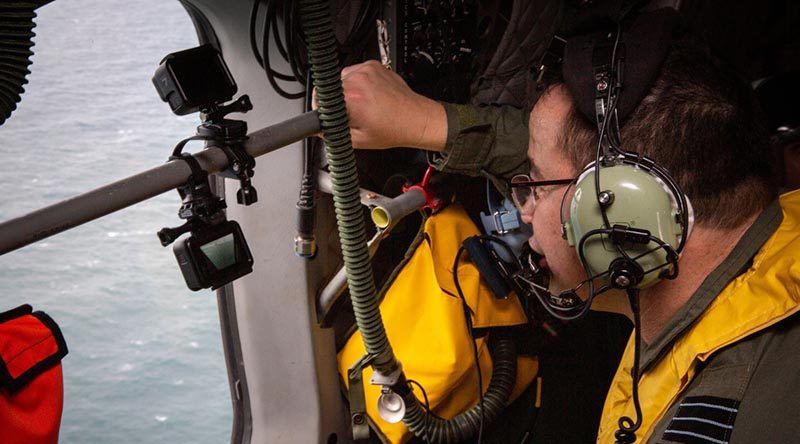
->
[316, 170, 428, 230]
[0, 111, 322, 255]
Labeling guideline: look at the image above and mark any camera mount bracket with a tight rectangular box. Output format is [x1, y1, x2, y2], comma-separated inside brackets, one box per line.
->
[157, 153, 227, 246]
[198, 95, 258, 206]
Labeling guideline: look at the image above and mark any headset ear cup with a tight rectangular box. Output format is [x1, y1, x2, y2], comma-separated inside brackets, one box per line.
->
[568, 160, 686, 289]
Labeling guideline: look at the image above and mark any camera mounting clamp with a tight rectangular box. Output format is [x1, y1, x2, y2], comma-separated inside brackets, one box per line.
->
[157, 152, 226, 246]
[198, 95, 258, 206]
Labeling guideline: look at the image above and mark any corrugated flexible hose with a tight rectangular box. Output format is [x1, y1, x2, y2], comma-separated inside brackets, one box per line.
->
[298, 0, 397, 374]
[402, 331, 517, 443]
[0, 2, 39, 126]
[298, 1, 517, 442]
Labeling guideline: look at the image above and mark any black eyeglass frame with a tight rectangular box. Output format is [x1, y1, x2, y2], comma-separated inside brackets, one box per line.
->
[508, 175, 576, 210]
[508, 177, 576, 188]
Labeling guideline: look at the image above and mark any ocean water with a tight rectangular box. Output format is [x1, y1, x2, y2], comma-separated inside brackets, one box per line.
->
[0, 1, 231, 443]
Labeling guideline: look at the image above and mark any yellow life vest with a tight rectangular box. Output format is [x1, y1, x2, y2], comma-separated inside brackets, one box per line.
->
[598, 190, 800, 443]
[338, 204, 539, 443]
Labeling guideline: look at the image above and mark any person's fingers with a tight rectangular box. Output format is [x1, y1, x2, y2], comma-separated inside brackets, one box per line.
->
[341, 60, 374, 79]
[311, 87, 318, 110]
[341, 64, 356, 78]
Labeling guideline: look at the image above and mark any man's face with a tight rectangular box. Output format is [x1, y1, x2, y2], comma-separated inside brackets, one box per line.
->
[520, 85, 585, 295]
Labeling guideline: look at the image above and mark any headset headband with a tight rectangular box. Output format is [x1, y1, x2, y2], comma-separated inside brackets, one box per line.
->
[563, 8, 678, 126]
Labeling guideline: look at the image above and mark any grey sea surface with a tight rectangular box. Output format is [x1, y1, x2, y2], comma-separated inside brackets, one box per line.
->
[0, 0, 231, 443]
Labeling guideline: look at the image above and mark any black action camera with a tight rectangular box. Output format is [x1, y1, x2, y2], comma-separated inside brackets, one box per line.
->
[172, 220, 254, 291]
[155, 44, 257, 292]
[152, 44, 237, 115]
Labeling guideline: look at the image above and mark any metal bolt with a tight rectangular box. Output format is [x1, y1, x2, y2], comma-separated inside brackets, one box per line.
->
[353, 413, 365, 425]
[598, 190, 614, 207]
[597, 79, 609, 92]
[615, 275, 631, 288]
[367, 192, 377, 199]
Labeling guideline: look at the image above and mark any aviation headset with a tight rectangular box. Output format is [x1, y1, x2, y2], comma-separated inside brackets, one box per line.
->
[482, 10, 694, 441]
[523, 7, 694, 322]
[549, 8, 693, 442]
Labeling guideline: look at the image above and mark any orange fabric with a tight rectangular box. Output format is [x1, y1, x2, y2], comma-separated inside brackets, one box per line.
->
[1, 315, 60, 379]
[0, 364, 63, 444]
[0, 311, 65, 444]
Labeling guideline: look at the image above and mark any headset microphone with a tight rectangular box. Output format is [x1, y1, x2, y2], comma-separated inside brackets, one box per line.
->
[513, 249, 601, 322]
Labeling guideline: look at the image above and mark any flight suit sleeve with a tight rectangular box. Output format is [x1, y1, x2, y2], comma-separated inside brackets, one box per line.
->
[427, 102, 530, 193]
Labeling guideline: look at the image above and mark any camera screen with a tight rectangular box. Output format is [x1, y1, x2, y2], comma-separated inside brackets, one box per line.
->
[172, 220, 253, 291]
[199, 233, 237, 270]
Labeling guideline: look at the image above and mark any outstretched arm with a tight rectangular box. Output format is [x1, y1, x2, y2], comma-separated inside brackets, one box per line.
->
[338, 60, 530, 182]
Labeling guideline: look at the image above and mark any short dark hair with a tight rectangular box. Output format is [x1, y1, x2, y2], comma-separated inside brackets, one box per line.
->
[562, 40, 778, 229]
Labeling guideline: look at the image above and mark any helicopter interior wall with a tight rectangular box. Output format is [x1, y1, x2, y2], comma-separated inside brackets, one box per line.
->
[183, 1, 350, 443]
[170, 1, 800, 443]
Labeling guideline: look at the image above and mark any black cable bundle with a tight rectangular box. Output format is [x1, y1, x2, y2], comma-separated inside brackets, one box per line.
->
[249, 0, 379, 100]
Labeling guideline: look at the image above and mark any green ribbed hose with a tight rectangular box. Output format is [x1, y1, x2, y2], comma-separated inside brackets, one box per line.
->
[402, 332, 517, 443]
[299, 3, 517, 442]
[298, 0, 396, 373]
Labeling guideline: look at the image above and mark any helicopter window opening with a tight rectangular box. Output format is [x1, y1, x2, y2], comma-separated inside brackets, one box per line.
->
[0, 1, 232, 443]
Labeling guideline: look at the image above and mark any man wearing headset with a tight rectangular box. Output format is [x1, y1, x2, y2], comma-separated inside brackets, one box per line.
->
[337, 20, 800, 444]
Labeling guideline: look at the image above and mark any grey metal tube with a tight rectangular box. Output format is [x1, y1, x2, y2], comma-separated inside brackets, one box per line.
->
[0, 111, 322, 255]
[316, 229, 387, 323]
[370, 188, 427, 229]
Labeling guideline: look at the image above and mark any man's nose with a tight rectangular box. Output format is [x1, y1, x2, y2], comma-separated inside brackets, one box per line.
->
[519, 201, 534, 224]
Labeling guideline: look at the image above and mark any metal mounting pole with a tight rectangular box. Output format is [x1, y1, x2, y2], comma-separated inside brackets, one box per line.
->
[0, 111, 321, 255]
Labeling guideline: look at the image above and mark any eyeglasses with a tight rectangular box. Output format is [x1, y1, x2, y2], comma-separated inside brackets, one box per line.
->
[509, 174, 575, 211]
